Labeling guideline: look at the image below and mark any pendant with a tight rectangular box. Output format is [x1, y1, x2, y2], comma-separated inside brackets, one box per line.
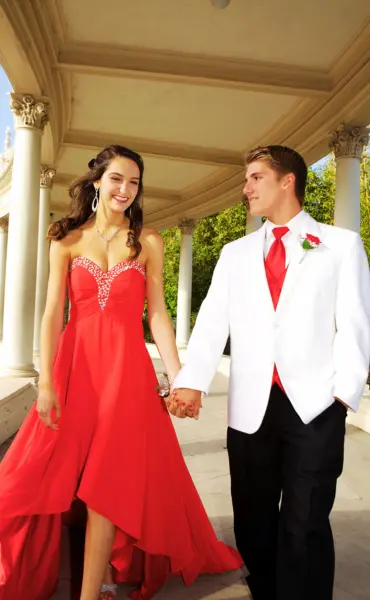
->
[95, 224, 121, 250]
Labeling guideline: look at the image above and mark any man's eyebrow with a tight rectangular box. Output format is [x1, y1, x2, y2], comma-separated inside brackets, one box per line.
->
[245, 171, 263, 180]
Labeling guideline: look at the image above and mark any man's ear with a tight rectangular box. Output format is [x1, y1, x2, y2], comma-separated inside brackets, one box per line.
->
[283, 173, 295, 190]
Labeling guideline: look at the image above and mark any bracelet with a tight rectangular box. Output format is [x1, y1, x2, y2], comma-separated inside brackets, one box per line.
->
[167, 371, 179, 386]
[37, 381, 54, 390]
[155, 371, 179, 398]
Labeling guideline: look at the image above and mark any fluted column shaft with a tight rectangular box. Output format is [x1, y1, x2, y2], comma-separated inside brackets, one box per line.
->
[330, 125, 369, 232]
[34, 166, 55, 355]
[176, 219, 196, 348]
[2, 94, 50, 376]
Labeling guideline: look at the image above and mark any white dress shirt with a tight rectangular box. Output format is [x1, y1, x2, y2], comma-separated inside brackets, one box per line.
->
[264, 210, 307, 267]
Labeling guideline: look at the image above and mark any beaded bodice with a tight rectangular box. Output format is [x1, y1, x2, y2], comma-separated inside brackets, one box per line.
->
[68, 256, 146, 321]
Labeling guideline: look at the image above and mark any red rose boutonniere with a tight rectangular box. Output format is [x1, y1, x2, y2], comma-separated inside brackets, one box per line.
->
[301, 233, 321, 251]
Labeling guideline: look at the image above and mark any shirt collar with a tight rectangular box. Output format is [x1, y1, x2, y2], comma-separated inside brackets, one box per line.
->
[265, 210, 306, 241]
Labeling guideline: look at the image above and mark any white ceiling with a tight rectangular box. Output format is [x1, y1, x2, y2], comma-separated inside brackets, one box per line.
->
[62, 0, 370, 69]
[0, 0, 369, 227]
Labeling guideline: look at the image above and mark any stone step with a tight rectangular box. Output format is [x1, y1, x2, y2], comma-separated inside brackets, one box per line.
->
[0, 378, 37, 446]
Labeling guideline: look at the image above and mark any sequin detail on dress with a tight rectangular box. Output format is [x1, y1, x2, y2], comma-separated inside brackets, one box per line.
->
[71, 257, 146, 310]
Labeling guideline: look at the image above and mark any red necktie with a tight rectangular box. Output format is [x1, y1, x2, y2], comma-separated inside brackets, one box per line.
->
[265, 226, 289, 309]
[264, 226, 289, 390]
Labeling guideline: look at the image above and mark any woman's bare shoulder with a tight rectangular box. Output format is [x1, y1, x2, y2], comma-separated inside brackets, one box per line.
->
[50, 227, 87, 260]
[140, 227, 163, 247]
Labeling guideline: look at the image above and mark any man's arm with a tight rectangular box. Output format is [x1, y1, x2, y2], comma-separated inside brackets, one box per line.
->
[174, 246, 231, 395]
[333, 233, 370, 410]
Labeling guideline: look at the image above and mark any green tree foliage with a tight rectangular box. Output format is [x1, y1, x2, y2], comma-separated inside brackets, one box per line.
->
[304, 156, 335, 224]
[162, 227, 181, 319]
[192, 204, 247, 320]
[161, 204, 247, 325]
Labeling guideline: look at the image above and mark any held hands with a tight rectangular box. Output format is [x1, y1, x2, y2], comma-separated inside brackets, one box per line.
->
[36, 384, 61, 430]
[166, 388, 203, 420]
[155, 373, 203, 419]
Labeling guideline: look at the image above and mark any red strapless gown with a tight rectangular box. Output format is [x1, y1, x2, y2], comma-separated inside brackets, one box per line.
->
[0, 257, 242, 600]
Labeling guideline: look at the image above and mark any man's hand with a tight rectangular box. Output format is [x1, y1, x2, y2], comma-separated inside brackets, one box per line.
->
[166, 388, 203, 419]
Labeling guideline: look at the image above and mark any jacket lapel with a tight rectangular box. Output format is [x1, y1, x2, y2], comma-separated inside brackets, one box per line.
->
[276, 213, 324, 318]
[245, 223, 275, 316]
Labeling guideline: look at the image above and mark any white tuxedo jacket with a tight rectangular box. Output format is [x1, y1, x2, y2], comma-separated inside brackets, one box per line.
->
[175, 212, 370, 434]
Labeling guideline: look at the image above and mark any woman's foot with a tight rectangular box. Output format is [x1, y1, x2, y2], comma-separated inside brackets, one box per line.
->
[99, 584, 118, 600]
[99, 564, 117, 599]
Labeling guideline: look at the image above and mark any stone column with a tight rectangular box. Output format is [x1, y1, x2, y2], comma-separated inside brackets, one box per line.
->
[34, 165, 55, 355]
[1, 94, 50, 377]
[0, 217, 9, 339]
[176, 219, 196, 348]
[330, 125, 369, 232]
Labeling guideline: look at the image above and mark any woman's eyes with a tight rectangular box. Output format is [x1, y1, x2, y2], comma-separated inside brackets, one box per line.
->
[111, 177, 138, 185]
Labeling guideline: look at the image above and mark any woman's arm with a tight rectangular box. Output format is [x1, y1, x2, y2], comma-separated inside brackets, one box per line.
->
[38, 239, 70, 390]
[145, 231, 182, 384]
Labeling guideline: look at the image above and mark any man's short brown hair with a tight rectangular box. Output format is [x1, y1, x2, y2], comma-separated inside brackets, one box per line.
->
[245, 145, 308, 206]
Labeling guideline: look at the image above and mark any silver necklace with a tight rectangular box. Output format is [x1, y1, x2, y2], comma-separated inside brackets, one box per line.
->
[95, 223, 122, 251]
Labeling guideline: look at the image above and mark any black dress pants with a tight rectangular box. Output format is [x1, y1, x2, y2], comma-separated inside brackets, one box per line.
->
[227, 384, 346, 600]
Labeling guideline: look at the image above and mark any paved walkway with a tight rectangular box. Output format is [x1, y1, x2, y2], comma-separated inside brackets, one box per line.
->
[2, 369, 370, 599]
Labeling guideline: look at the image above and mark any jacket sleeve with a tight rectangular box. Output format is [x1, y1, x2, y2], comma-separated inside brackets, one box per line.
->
[174, 246, 231, 394]
[333, 233, 370, 410]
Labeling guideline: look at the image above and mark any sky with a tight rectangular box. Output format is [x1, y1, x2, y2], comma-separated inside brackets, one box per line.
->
[0, 67, 13, 148]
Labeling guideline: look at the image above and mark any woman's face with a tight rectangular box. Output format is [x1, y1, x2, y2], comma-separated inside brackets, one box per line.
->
[96, 157, 141, 215]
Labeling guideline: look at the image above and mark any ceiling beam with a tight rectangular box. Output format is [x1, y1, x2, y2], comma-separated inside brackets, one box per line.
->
[144, 188, 181, 203]
[56, 43, 331, 97]
[144, 169, 245, 227]
[62, 130, 245, 168]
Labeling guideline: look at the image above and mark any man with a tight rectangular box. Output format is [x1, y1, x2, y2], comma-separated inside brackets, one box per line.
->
[169, 145, 370, 600]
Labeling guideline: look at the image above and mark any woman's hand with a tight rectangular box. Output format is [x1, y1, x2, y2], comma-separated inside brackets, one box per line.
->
[166, 389, 202, 420]
[36, 385, 61, 430]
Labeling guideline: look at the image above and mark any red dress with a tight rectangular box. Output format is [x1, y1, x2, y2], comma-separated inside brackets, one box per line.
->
[0, 257, 242, 600]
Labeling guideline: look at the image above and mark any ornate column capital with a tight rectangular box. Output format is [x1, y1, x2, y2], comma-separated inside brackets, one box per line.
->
[178, 218, 197, 235]
[40, 165, 56, 189]
[330, 125, 369, 160]
[10, 93, 50, 132]
[0, 216, 9, 233]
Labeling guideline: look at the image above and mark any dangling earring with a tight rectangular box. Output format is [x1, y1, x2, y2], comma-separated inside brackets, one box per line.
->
[92, 187, 99, 212]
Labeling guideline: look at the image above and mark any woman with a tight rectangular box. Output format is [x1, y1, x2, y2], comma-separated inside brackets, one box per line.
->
[0, 145, 242, 600]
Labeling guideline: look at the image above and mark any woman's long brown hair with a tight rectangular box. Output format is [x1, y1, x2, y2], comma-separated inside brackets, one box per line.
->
[48, 145, 144, 259]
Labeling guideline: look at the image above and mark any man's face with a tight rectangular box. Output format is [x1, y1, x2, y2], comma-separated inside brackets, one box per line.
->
[243, 160, 289, 219]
